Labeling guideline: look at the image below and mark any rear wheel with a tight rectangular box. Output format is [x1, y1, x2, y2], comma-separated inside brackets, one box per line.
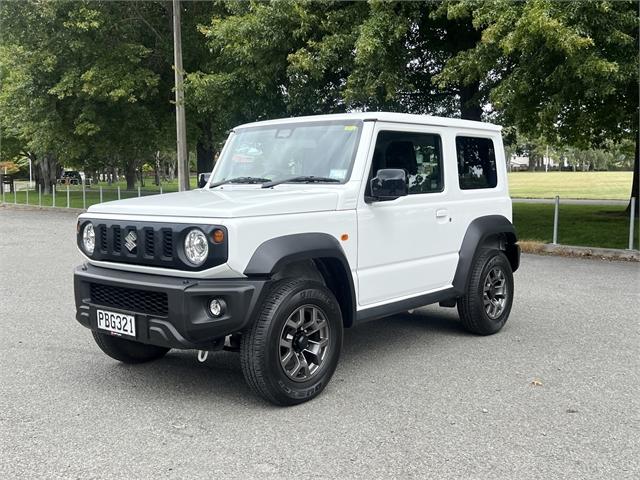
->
[457, 249, 514, 335]
[240, 279, 343, 406]
[92, 331, 170, 364]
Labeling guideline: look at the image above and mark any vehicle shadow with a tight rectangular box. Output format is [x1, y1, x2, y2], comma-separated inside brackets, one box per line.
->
[81, 307, 468, 406]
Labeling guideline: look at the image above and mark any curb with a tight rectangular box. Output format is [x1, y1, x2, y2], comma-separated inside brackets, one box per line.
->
[0, 203, 86, 214]
[520, 241, 639, 262]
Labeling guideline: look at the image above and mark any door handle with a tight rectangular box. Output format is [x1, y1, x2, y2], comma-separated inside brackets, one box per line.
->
[436, 209, 449, 218]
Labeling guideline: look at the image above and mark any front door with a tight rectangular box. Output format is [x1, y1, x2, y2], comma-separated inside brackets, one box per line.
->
[356, 123, 458, 307]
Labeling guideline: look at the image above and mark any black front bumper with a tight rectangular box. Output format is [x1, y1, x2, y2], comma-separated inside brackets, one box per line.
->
[74, 264, 267, 349]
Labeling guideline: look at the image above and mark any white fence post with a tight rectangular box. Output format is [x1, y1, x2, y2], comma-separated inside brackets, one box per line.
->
[52, 184, 56, 208]
[99, 186, 103, 203]
[629, 197, 636, 251]
[38, 184, 42, 207]
[67, 184, 70, 208]
[82, 181, 86, 209]
[117, 186, 121, 200]
[138, 186, 141, 197]
[552, 195, 559, 245]
[26, 187, 29, 205]
[160, 185, 163, 195]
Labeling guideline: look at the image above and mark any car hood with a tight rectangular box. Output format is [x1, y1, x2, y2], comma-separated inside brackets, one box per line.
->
[86, 188, 340, 218]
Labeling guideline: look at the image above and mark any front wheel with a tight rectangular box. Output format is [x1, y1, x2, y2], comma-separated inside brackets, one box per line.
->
[240, 279, 343, 406]
[92, 331, 170, 364]
[457, 249, 514, 335]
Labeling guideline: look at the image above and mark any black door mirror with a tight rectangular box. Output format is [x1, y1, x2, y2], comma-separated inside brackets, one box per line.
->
[198, 173, 208, 188]
[370, 169, 408, 201]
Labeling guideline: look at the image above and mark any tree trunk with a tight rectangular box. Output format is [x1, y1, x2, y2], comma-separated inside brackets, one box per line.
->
[125, 161, 137, 190]
[459, 81, 483, 121]
[628, 131, 639, 217]
[196, 119, 215, 174]
[35, 153, 58, 194]
[154, 151, 161, 186]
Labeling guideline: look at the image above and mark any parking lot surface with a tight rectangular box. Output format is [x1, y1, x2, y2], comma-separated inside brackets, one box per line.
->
[1, 206, 638, 479]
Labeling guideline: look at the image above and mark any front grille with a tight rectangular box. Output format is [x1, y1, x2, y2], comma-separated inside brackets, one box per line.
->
[90, 283, 169, 316]
[95, 223, 174, 265]
[79, 220, 227, 271]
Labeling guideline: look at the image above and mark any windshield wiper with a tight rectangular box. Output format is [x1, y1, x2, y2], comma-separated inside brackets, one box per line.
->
[209, 176, 271, 188]
[262, 176, 341, 188]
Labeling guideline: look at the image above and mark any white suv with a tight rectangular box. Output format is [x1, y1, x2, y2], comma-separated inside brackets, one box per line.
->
[74, 112, 520, 405]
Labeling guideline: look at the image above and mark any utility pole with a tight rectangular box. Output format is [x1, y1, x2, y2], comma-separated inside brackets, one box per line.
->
[172, 0, 189, 191]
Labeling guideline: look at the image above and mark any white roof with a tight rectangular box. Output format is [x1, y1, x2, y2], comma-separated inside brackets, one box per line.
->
[235, 112, 502, 132]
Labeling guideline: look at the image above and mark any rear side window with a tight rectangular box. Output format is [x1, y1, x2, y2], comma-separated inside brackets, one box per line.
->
[456, 136, 497, 189]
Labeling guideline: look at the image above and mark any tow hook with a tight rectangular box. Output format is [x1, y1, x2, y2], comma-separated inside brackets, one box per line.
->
[197, 350, 209, 363]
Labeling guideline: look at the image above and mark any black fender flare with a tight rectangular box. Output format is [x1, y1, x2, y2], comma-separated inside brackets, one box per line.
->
[452, 215, 519, 295]
[244, 233, 356, 326]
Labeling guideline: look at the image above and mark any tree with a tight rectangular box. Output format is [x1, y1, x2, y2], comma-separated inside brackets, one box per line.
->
[0, 1, 176, 191]
[436, 0, 639, 211]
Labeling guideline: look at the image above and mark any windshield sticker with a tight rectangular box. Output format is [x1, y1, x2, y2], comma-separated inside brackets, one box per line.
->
[330, 169, 347, 180]
[344, 125, 357, 131]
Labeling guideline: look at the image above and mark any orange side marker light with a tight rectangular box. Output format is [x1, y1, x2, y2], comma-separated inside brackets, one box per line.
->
[212, 229, 225, 244]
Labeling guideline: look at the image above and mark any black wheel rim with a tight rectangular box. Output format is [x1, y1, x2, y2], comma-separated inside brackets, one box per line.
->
[279, 305, 330, 382]
[483, 267, 508, 319]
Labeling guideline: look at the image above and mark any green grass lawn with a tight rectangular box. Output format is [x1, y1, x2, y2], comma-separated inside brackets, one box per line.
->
[508, 171, 633, 200]
[513, 203, 638, 250]
[2, 181, 638, 250]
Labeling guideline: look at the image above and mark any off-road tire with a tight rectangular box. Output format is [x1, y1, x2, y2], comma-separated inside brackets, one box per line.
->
[92, 331, 170, 364]
[240, 279, 343, 406]
[457, 249, 514, 335]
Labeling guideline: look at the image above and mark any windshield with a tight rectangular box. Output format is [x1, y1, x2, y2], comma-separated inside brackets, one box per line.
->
[210, 120, 363, 185]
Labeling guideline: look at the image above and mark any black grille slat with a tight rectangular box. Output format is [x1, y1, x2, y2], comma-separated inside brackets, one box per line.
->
[162, 230, 173, 258]
[144, 228, 155, 256]
[113, 226, 121, 252]
[99, 226, 107, 252]
[90, 283, 168, 316]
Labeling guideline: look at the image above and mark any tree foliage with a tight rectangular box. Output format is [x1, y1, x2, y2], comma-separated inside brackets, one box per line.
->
[1, 0, 637, 198]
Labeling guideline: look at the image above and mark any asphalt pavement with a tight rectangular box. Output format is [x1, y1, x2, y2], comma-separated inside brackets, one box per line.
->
[1, 206, 638, 479]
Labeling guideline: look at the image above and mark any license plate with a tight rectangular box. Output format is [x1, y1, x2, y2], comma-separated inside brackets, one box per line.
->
[96, 309, 136, 337]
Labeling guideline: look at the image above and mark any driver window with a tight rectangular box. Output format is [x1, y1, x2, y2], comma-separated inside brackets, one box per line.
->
[366, 131, 444, 195]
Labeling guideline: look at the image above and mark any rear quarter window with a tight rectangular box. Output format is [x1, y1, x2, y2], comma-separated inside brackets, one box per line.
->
[456, 136, 498, 189]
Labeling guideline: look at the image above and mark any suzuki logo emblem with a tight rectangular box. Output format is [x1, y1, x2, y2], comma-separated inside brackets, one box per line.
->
[124, 230, 137, 252]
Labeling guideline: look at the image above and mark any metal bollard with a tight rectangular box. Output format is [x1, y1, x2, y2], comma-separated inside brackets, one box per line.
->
[39, 184, 42, 206]
[67, 184, 70, 208]
[629, 197, 636, 251]
[82, 181, 86, 209]
[138, 186, 141, 197]
[99, 186, 103, 203]
[552, 195, 559, 245]
[117, 186, 121, 200]
[26, 187, 29, 205]
[14, 188, 17, 204]
[53, 184, 56, 208]
[160, 185, 163, 195]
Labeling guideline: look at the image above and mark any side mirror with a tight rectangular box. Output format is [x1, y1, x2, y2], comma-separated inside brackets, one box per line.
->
[370, 169, 408, 201]
[198, 174, 207, 188]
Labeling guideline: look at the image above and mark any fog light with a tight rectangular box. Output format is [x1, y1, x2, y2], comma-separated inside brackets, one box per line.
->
[208, 298, 225, 317]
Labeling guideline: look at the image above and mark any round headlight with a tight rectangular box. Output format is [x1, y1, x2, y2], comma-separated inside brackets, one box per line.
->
[82, 223, 95, 255]
[184, 229, 208, 265]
